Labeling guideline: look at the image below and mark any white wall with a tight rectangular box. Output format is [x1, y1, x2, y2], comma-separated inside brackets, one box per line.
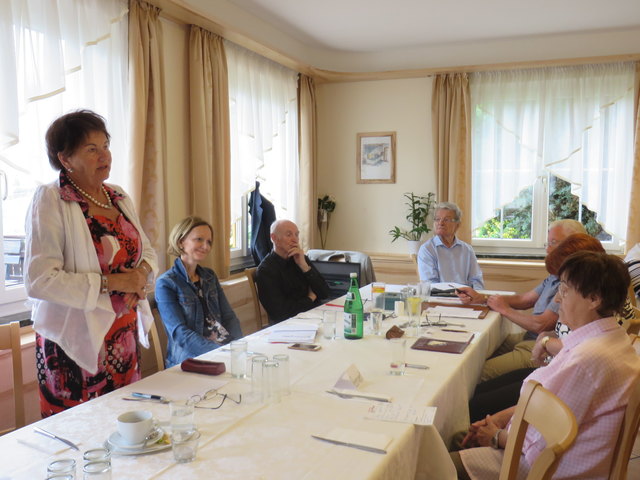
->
[316, 78, 436, 255]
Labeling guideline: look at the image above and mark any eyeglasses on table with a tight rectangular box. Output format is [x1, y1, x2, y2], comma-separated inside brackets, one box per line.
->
[188, 389, 242, 409]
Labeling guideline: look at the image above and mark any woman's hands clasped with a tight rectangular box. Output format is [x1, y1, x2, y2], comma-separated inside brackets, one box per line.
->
[105, 262, 151, 309]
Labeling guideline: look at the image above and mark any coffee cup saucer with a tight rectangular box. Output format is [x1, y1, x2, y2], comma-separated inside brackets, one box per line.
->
[107, 427, 163, 450]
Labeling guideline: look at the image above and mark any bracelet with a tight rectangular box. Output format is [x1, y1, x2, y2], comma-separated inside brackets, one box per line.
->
[100, 274, 109, 294]
[541, 335, 552, 353]
[139, 263, 151, 275]
[491, 428, 503, 449]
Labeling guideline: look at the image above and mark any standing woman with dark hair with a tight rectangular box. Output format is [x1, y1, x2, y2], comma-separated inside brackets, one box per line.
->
[155, 216, 243, 368]
[25, 110, 158, 417]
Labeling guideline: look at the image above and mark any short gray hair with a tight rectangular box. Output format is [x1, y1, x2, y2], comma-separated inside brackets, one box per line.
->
[549, 219, 586, 236]
[434, 202, 462, 222]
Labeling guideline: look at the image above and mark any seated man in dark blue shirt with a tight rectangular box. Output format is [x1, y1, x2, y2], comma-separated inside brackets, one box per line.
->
[256, 219, 330, 324]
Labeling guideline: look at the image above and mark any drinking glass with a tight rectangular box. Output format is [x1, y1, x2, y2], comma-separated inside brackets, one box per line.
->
[405, 283, 423, 336]
[262, 360, 281, 404]
[370, 309, 383, 336]
[273, 354, 290, 396]
[371, 282, 386, 310]
[82, 461, 111, 479]
[251, 355, 268, 402]
[230, 339, 248, 378]
[389, 338, 406, 376]
[171, 429, 201, 464]
[47, 459, 76, 479]
[322, 310, 336, 339]
[83, 448, 111, 463]
[170, 401, 195, 433]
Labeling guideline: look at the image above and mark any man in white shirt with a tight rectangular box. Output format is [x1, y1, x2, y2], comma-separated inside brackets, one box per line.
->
[417, 202, 484, 289]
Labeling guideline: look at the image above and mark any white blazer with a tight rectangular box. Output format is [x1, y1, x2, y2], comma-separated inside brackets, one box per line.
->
[25, 179, 158, 374]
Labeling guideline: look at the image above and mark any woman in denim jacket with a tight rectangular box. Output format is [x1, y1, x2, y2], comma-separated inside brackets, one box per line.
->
[156, 216, 242, 367]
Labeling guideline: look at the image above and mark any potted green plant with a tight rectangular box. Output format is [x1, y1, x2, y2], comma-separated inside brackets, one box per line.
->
[388, 192, 436, 255]
[317, 194, 336, 249]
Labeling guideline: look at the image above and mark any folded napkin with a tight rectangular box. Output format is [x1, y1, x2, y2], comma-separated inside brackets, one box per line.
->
[181, 358, 226, 375]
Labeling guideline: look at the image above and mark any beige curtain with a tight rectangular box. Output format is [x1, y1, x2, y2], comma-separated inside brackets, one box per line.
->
[431, 73, 472, 242]
[128, 0, 167, 271]
[298, 75, 317, 250]
[627, 62, 640, 250]
[189, 26, 231, 276]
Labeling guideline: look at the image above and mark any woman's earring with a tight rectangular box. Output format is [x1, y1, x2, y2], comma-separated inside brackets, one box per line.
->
[67, 168, 74, 173]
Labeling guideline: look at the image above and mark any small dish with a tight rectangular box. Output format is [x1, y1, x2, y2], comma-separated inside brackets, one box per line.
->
[106, 428, 170, 455]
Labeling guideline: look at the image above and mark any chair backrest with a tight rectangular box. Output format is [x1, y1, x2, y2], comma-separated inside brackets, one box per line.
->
[499, 380, 577, 480]
[244, 267, 264, 331]
[0, 321, 25, 434]
[627, 306, 640, 335]
[608, 372, 640, 479]
[628, 285, 637, 308]
[146, 293, 167, 373]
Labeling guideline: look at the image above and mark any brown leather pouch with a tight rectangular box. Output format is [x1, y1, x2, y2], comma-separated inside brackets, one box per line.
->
[181, 358, 226, 375]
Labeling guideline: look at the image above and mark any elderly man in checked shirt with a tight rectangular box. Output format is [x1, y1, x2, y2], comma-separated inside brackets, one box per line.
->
[452, 251, 640, 480]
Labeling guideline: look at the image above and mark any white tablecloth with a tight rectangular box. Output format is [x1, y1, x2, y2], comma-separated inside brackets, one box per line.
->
[0, 285, 509, 480]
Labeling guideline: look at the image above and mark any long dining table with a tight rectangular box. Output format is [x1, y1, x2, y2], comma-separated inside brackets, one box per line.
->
[0, 284, 512, 480]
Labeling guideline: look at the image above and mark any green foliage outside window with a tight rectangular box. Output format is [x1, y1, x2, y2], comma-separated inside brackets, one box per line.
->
[474, 175, 610, 241]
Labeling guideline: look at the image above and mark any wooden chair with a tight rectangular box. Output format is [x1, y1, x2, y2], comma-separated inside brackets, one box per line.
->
[244, 267, 264, 331]
[0, 321, 25, 434]
[499, 380, 577, 480]
[147, 294, 167, 373]
[607, 372, 640, 479]
[627, 306, 640, 336]
[628, 285, 638, 308]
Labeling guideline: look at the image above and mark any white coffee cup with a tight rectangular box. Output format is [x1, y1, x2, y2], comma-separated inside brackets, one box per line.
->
[116, 410, 154, 445]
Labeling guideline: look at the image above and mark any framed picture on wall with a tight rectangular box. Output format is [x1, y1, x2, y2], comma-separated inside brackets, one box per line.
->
[356, 132, 396, 184]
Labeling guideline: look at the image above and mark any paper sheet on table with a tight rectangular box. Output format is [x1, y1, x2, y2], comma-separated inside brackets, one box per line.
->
[365, 403, 437, 426]
[422, 328, 475, 343]
[314, 427, 392, 452]
[268, 324, 318, 343]
[426, 306, 482, 319]
[124, 369, 228, 401]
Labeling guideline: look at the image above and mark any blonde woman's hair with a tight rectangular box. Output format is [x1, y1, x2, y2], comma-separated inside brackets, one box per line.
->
[167, 216, 213, 257]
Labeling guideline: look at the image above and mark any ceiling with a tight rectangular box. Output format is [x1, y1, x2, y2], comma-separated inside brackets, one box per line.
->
[180, 0, 640, 72]
[222, 0, 640, 53]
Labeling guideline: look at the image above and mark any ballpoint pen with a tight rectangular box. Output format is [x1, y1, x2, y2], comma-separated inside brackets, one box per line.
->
[132, 392, 167, 402]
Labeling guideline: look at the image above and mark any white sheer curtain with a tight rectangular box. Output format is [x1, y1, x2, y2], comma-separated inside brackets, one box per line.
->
[0, 0, 129, 214]
[225, 41, 299, 230]
[470, 63, 635, 242]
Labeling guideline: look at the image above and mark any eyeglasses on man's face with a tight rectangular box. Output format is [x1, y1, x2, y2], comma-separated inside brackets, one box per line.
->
[188, 389, 242, 409]
[434, 217, 458, 224]
[544, 239, 560, 249]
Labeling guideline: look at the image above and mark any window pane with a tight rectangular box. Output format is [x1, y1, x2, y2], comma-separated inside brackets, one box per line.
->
[548, 175, 611, 241]
[474, 185, 532, 240]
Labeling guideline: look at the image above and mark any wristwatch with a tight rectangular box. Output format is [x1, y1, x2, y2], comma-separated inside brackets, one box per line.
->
[491, 428, 503, 449]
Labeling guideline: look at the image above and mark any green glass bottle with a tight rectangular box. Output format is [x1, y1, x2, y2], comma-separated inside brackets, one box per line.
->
[344, 272, 363, 339]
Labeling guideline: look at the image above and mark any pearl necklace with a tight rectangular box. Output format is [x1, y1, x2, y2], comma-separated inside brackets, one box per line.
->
[67, 176, 112, 209]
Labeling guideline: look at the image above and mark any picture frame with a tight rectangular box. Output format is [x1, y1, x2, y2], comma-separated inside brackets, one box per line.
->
[356, 132, 396, 184]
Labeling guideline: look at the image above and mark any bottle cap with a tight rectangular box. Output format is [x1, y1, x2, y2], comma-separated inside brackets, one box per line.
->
[350, 272, 357, 278]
